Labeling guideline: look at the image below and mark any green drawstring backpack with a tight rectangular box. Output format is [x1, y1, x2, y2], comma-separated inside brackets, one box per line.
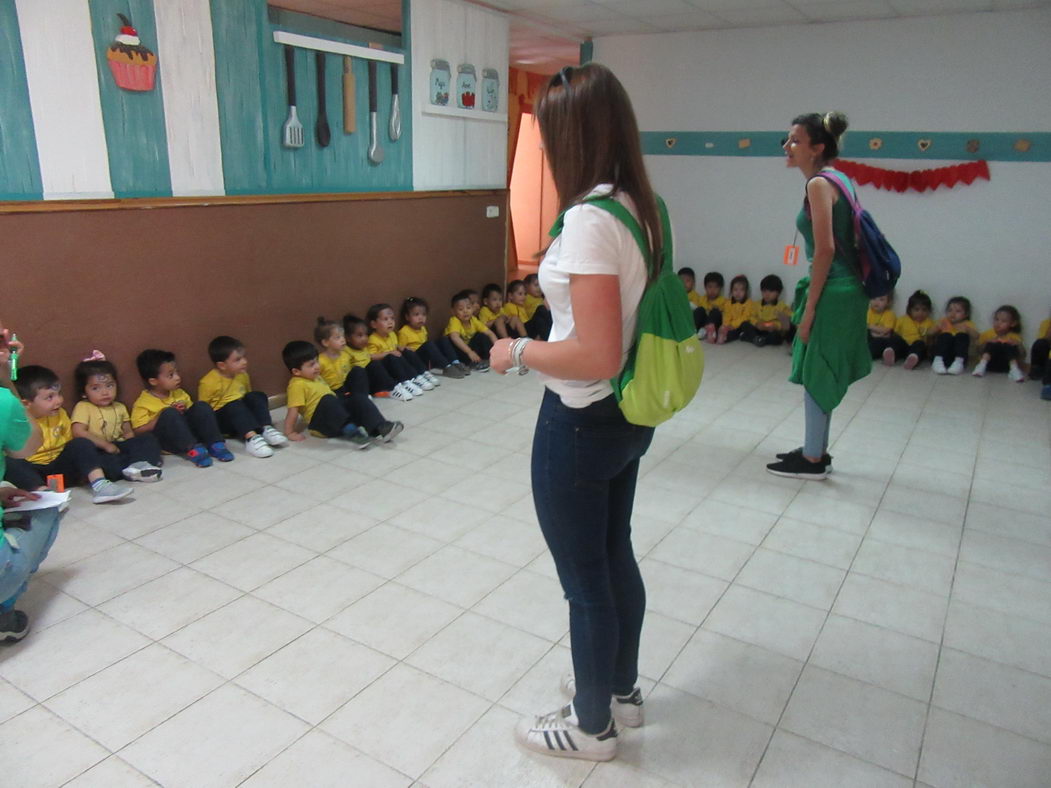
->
[549, 194, 703, 427]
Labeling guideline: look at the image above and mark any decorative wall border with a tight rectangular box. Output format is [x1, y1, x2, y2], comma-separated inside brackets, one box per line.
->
[641, 131, 1050, 162]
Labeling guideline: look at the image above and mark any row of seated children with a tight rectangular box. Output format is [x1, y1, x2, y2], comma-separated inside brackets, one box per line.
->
[476, 275, 553, 341]
[868, 291, 1051, 393]
[680, 269, 794, 347]
[2, 336, 295, 504]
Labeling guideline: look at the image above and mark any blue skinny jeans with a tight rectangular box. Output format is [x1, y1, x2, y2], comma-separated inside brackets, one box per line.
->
[531, 388, 654, 733]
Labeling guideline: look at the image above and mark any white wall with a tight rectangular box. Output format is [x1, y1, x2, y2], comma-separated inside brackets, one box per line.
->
[411, 0, 508, 190]
[596, 9, 1051, 343]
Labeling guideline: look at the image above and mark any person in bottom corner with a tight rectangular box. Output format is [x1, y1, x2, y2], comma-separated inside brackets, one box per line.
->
[718, 274, 758, 343]
[695, 271, 728, 342]
[866, 292, 897, 364]
[931, 296, 979, 375]
[198, 336, 289, 459]
[972, 305, 1026, 382]
[70, 354, 163, 483]
[446, 289, 497, 372]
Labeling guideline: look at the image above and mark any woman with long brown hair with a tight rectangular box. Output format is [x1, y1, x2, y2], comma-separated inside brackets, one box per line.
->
[490, 63, 662, 762]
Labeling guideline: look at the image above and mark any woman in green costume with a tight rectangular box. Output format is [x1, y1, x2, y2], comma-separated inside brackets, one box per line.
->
[767, 112, 871, 480]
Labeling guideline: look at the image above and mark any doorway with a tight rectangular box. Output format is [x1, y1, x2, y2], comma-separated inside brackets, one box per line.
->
[508, 112, 558, 276]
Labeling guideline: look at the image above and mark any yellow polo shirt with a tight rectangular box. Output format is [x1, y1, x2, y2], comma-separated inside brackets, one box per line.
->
[756, 301, 791, 325]
[502, 303, 529, 322]
[28, 409, 73, 465]
[867, 308, 896, 331]
[367, 332, 398, 356]
[398, 325, 428, 351]
[524, 293, 544, 319]
[71, 401, 129, 443]
[478, 306, 501, 326]
[895, 315, 934, 345]
[286, 376, 333, 423]
[697, 294, 728, 312]
[686, 290, 704, 308]
[723, 300, 757, 329]
[131, 389, 193, 429]
[197, 369, 251, 410]
[445, 316, 487, 341]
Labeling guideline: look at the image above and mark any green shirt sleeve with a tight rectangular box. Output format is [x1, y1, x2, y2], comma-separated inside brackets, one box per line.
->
[0, 388, 32, 482]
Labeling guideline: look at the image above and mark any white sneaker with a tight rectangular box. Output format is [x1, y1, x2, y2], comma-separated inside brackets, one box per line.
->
[122, 461, 162, 482]
[390, 383, 413, 402]
[947, 358, 965, 375]
[405, 380, 425, 396]
[931, 358, 947, 375]
[561, 674, 643, 728]
[515, 703, 617, 762]
[246, 434, 274, 458]
[1008, 363, 1025, 383]
[424, 371, 441, 387]
[92, 479, 133, 504]
[261, 425, 289, 447]
[413, 375, 435, 392]
[972, 360, 988, 377]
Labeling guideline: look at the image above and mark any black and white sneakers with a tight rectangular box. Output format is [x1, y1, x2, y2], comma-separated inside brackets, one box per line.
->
[766, 451, 830, 480]
[515, 703, 617, 762]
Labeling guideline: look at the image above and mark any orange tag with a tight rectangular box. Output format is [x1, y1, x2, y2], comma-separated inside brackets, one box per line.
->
[783, 244, 800, 266]
[46, 474, 65, 492]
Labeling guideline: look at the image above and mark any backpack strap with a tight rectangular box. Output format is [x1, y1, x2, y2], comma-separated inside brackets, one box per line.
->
[811, 169, 860, 212]
[549, 194, 670, 278]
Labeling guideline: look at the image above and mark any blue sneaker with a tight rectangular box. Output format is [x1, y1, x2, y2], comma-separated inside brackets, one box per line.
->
[186, 444, 213, 468]
[209, 441, 235, 462]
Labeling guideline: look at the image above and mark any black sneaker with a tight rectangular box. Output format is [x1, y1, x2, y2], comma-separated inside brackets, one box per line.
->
[776, 447, 832, 465]
[766, 453, 829, 480]
[752, 334, 768, 348]
[376, 421, 404, 443]
[0, 609, 30, 643]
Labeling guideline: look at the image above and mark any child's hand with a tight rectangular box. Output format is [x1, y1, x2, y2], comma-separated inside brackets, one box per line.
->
[468, 351, 481, 364]
[288, 430, 306, 442]
[172, 401, 186, 412]
[103, 441, 120, 454]
[391, 350, 402, 357]
[0, 486, 40, 509]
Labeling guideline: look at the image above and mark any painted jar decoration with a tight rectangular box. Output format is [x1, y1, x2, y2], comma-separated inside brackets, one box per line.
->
[481, 68, 499, 112]
[429, 59, 450, 106]
[457, 63, 476, 109]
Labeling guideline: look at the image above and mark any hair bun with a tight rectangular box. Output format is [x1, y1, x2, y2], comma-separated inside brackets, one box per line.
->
[316, 315, 327, 325]
[824, 111, 848, 138]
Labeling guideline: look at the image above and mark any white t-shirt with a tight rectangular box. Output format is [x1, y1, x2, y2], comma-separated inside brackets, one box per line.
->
[538, 186, 649, 408]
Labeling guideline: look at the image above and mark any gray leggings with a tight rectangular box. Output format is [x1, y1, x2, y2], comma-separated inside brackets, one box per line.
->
[803, 390, 832, 458]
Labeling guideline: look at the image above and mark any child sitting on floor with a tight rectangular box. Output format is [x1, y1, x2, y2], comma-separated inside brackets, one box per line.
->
[5, 365, 133, 503]
[719, 274, 758, 344]
[753, 274, 793, 347]
[70, 353, 163, 483]
[1028, 310, 1050, 383]
[198, 336, 288, 459]
[867, 293, 897, 364]
[131, 349, 231, 467]
[502, 280, 530, 338]
[282, 341, 399, 446]
[891, 290, 934, 370]
[931, 296, 979, 375]
[479, 284, 511, 338]
[446, 289, 496, 372]
[972, 305, 1026, 382]
[523, 273, 552, 339]
[399, 297, 466, 378]
[367, 303, 436, 393]
[696, 271, 728, 342]
[340, 314, 413, 401]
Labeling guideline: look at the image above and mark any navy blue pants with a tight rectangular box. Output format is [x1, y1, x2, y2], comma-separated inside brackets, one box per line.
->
[216, 392, 272, 438]
[4, 437, 100, 489]
[531, 389, 654, 733]
[152, 402, 223, 454]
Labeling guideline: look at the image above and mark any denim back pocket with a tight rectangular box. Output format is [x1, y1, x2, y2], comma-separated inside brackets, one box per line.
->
[573, 423, 652, 486]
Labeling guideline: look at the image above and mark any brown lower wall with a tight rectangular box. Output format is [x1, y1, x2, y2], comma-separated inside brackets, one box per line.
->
[4, 191, 507, 401]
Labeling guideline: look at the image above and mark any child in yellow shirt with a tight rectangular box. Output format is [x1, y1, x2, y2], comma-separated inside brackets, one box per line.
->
[866, 293, 897, 364]
[678, 267, 704, 311]
[502, 280, 530, 338]
[891, 290, 934, 370]
[446, 289, 497, 372]
[338, 314, 415, 400]
[523, 273, 552, 339]
[281, 341, 393, 447]
[972, 305, 1025, 382]
[931, 296, 979, 375]
[71, 355, 162, 482]
[479, 284, 511, 338]
[5, 365, 132, 503]
[696, 271, 728, 343]
[718, 275, 758, 344]
[1029, 312, 1050, 384]
[752, 274, 793, 347]
[399, 297, 466, 378]
[198, 336, 288, 459]
[131, 349, 229, 466]
[367, 303, 436, 395]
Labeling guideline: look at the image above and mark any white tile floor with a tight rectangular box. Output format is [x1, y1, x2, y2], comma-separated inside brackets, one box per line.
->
[2, 345, 1050, 787]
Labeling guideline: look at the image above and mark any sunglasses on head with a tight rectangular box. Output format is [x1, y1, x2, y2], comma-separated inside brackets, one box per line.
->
[551, 65, 573, 90]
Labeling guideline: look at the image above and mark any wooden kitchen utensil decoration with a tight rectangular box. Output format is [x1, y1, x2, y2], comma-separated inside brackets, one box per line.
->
[430, 59, 450, 106]
[456, 63, 476, 109]
[107, 13, 157, 91]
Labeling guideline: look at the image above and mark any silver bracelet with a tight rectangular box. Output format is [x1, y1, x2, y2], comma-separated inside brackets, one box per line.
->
[508, 337, 532, 375]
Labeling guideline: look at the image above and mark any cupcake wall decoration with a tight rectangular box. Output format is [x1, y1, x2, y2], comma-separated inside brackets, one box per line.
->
[107, 13, 157, 91]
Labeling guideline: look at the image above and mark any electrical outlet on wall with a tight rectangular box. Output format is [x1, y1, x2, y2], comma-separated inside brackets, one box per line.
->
[486, 205, 499, 218]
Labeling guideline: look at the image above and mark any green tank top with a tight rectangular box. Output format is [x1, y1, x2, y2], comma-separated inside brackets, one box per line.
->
[795, 168, 859, 279]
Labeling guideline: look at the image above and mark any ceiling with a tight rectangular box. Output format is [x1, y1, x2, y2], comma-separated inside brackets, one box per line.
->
[273, 0, 1050, 72]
